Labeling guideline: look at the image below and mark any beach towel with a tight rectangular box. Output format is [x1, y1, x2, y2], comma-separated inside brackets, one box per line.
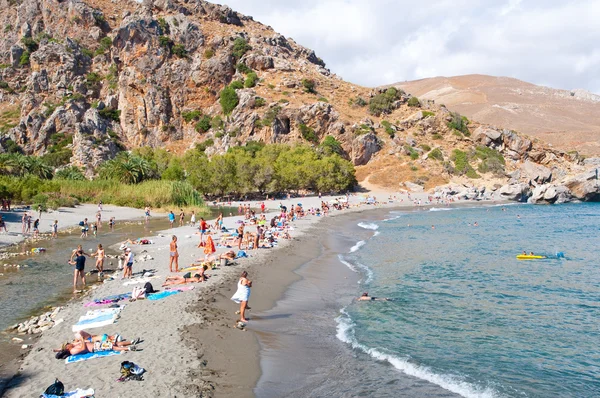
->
[65, 350, 122, 364]
[236, 250, 248, 259]
[42, 388, 95, 398]
[165, 285, 195, 292]
[147, 290, 180, 300]
[204, 236, 216, 255]
[72, 313, 119, 332]
[73, 307, 122, 332]
[84, 293, 130, 307]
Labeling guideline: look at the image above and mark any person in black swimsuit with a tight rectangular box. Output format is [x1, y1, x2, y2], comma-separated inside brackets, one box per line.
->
[69, 250, 87, 293]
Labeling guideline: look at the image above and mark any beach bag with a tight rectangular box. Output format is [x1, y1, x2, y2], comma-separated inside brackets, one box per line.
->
[43, 379, 64, 396]
[119, 361, 144, 382]
[78, 221, 84, 226]
[236, 250, 248, 259]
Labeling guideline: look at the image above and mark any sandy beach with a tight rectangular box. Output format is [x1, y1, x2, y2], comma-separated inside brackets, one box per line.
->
[1, 191, 492, 397]
[0, 204, 148, 248]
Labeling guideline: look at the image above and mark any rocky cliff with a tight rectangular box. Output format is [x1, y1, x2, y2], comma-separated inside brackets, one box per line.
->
[0, 0, 599, 203]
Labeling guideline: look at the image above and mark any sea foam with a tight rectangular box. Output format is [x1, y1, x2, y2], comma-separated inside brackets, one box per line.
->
[335, 309, 501, 398]
[357, 222, 379, 230]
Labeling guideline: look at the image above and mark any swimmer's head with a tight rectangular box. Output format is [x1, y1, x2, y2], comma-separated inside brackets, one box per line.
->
[362, 292, 368, 297]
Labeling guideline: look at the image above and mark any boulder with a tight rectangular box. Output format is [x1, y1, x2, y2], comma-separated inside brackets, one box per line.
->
[564, 170, 600, 201]
[498, 183, 530, 202]
[473, 127, 502, 146]
[243, 54, 274, 71]
[10, 46, 24, 68]
[352, 132, 381, 166]
[520, 160, 552, 185]
[529, 184, 572, 204]
[502, 130, 532, 160]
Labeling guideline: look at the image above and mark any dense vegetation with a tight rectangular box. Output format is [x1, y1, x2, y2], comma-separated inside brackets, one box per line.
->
[0, 141, 356, 208]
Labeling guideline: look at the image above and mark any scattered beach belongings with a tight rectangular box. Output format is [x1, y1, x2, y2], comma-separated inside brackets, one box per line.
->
[137, 254, 154, 262]
[31, 247, 46, 254]
[42, 387, 95, 398]
[72, 306, 123, 331]
[84, 293, 130, 307]
[65, 349, 123, 364]
[9, 306, 63, 335]
[118, 361, 146, 382]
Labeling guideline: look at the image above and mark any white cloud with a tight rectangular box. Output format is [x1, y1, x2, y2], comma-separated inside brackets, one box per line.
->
[217, 0, 600, 93]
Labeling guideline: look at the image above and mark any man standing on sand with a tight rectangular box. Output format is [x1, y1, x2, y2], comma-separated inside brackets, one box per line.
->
[123, 248, 134, 279]
[198, 217, 208, 246]
[168, 211, 175, 228]
[69, 250, 87, 293]
[21, 212, 27, 234]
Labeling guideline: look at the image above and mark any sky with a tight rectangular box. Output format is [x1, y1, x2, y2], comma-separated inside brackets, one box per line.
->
[215, 0, 600, 93]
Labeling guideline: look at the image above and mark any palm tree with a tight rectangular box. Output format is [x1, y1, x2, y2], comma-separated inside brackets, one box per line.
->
[25, 157, 53, 179]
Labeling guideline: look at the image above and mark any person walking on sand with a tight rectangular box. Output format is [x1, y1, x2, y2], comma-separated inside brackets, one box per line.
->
[33, 218, 40, 238]
[37, 205, 42, 220]
[237, 224, 245, 250]
[144, 206, 151, 222]
[190, 211, 196, 227]
[198, 217, 208, 247]
[169, 235, 179, 272]
[168, 211, 175, 228]
[52, 220, 58, 238]
[123, 248, 134, 279]
[214, 212, 223, 230]
[26, 214, 32, 234]
[69, 250, 87, 293]
[231, 271, 252, 323]
[179, 209, 185, 227]
[92, 244, 105, 273]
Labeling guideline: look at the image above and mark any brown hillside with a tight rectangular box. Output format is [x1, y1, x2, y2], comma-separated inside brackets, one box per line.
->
[397, 75, 600, 156]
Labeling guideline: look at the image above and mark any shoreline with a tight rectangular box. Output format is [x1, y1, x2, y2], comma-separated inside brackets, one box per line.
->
[1, 193, 507, 397]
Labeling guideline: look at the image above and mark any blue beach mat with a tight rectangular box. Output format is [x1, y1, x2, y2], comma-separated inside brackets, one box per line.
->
[65, 350, 122, 364]
[147, 290, 180, 300]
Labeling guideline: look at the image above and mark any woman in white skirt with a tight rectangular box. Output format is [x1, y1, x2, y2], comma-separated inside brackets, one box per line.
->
[231, 271, 252, 323]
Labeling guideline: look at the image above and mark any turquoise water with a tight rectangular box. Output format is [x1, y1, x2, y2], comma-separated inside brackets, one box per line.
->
[337, 204, 600, 398]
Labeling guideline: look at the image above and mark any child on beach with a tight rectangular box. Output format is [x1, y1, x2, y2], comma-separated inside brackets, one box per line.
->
[122, 248, 134, 279]
[169, 235, 179, 272]
[52, 220, 58, 238]
[92, 244, 105, 273]
[190, 211, 196, 227]
[68, 250, 87, 293]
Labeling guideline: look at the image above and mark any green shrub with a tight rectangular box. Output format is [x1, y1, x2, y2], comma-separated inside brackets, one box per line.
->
[259, 106, 281, 128]
[93, 13, 106, 26]
[381, 120, 395, 138]
[232, 38, 251, 59]
[302, 79, 316, 94]
[181, 110, 202, 123]
[254, 97, 266, 108]
[98, 108, 121, 122]
[4, 139, 23, 154]
[204, 48, 215, 59]
[419, 144, 431, 152]
[475, 146, 505, 175]
[158, 18, 170, 35]
[407, 96, 420, 107]
[159, 35, 172, 49]
[428, 148, 444, 161]
[354, 97, 367, 107]
[211, 116, 224, 131]
[319, 135, 343, 155]
[244, 71, 258, 88]
[195, 139, 214, 153]
[229, 80, 244, 90]
[194, 115, 212, 133]
[369, 88, 400, 116]
[317, 97, 328, 103]
[299, 124, 318, 143]
[432, 133, 442, 140]
[95, 36, 113, 56]
[81, 47, 93, 58]
[447, 112, 470, 136]
[172, 44, 187, 58]
[405, 145, 419, 160]
[220, 86, 239, 115]
[86, 72, 103, 88]
[236, 63, 252, 74]
[21, 37, 39, 52]
[19, 51, 30, 66]
[422, 111, 435, 117]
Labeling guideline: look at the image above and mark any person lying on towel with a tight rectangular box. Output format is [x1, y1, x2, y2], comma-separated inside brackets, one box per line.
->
[162, 271, 206, 286]
[54, 330, 140, 359]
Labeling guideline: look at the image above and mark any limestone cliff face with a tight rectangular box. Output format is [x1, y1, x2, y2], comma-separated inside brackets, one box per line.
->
[0, 0, 599, 202]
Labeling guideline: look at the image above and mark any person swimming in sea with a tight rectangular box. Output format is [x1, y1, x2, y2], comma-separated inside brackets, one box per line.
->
[358, 292, 391, 302]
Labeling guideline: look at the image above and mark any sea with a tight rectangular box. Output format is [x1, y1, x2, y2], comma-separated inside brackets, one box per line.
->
[254, 203, 600, 398]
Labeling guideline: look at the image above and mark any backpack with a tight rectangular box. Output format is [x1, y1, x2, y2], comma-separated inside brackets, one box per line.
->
[78, 221, 84, 227]
[119, 361, 144, 382]
[42, 379, 64, 396]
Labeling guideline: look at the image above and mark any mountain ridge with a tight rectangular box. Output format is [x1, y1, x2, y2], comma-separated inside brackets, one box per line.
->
[0, 0, 599, 204]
